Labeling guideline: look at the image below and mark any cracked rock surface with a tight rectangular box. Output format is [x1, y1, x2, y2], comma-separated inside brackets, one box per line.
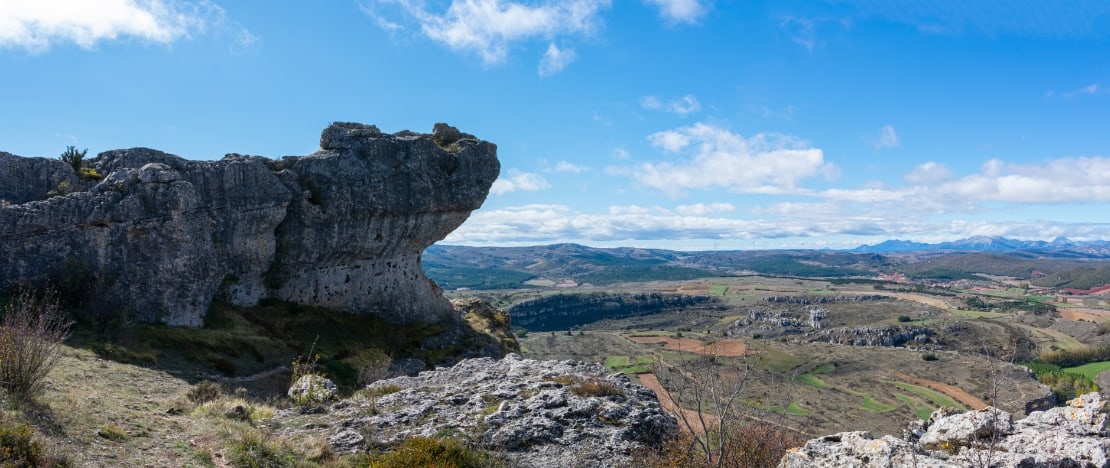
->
[779, 392, 1109, 468]
[270, 354, 678, 467]
[0, 122, 498, 326]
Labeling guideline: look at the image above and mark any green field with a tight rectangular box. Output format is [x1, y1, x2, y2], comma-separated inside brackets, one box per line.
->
[860, 395, 898, 412]
[795, 363, 835, 388]
[1063, 360, 1110, 380]
[604, 355, 654, 374]
[890, 382, 964, 410]
[708, 284, 730, 295]
[895, 394, 936, 420]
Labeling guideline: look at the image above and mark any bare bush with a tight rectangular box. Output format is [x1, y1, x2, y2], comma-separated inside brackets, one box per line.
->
[0, 291, 72, 399]
[648, 347, 802, 467]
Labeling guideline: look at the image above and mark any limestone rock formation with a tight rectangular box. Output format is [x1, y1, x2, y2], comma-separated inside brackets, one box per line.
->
[270, 354, 678, 467]
[779, 392, 1109, 467]
[0, 122, 498, 326]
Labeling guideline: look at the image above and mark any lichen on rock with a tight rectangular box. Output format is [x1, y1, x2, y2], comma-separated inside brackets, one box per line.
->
[0, 123, 499, 326]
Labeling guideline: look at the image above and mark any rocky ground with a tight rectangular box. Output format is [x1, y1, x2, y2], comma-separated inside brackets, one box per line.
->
[780, 392, 1109, 467]
[267, 354, 678, 467]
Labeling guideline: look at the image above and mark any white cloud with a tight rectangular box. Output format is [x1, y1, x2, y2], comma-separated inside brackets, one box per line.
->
[643, 0, 710, 25]
[490, 168, 550, 195]
[670, 94, 701, 115]
[675, 202, 734, 215]
[612, 147, 631, 160]
[639, 94, 701, 116]
[634, 123, 835, 197]
[780, 16, 816, 51]
[538, 42, 575, 76]
[0, 0, 214, 52]
[874, 124, 900, 149]
[638, 95, 663, 110]
[904, 161, 953, 184]
[365, 0, 609, 67]
[547, 160, 588, 173]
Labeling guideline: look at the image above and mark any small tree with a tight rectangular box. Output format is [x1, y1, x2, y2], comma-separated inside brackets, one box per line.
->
[0, 291, 73, 399]
[60, 146, 87, 172]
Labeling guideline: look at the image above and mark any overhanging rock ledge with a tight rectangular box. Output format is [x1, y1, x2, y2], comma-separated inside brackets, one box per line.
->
[0, 122, 499, 326]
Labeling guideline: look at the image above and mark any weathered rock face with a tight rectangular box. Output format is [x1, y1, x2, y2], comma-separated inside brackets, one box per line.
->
[0, 123, 498, 326]
[270, 354, 678, 467]
[779, 392, 1109, 468]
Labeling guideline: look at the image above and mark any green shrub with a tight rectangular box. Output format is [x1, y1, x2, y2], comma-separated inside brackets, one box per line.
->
[227, 429, 296, 468]
[1024, 361, 1099, 402]
[922, 353, 938, 361]
[213, 357, 237, 376]
[0, 419, 43, 465]
[897, 316, 912, 323]
[187, 380, 223, 405]
[97, 424, 128, 442]
[59, 146, 87, 172]
[0, 291, 72, 399]
[369, 437, 497, 468]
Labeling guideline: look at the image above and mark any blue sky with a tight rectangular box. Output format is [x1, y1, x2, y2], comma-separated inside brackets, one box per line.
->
[3, 1, 1110, 250]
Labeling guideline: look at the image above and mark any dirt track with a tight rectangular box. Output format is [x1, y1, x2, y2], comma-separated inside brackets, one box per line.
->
[627, 336, 749, 356]
[894, 371, 987, 410]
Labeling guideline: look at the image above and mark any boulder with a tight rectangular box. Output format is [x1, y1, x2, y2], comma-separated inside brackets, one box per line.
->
[288, 374, 338, 405]
[0, 123, 499, 326]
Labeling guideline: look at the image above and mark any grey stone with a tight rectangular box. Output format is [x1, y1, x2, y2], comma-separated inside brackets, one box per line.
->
[0, 123, 499, 326]
[271, 354, 678, 467]
[288, 375, 338, 404]
[780, 393, 1109, 468]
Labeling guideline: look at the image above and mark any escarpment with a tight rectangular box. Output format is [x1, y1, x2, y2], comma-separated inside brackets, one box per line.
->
[0, 123, 499, 326]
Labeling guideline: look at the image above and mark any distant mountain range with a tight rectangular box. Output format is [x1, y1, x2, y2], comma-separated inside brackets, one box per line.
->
[851, 236, 1110, 257]
[425, 237, 1110, 290]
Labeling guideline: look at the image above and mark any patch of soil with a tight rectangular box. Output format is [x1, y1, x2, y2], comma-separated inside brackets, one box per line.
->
[1059, 307, 1110, 323]
[627, 336, 749, 356]
[894, 371, 987, 410]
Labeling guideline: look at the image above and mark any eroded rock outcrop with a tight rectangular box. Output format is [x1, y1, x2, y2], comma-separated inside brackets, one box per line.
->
[779, 392, 1109, 468]
[271, 354, 678, 467]
[0, 122, 498, 326]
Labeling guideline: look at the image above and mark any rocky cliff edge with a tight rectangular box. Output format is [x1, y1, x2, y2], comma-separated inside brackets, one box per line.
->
[780, 392, 1109, 467]
[0, 122, 498, 326]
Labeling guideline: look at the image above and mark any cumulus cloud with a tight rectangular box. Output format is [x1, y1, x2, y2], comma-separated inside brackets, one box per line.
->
[643, 0, 710, 25]
[364, 0, 609, 67]
[538, 42, 575, 76]
[0, 0, 218, 52]
[904, 161, 953, 184]
[632, 123, 835, 197]
[547, 160, 588, 173]
[445, 202, 1068, 246]
[874, 124, 900, 149]
[675, 202, 734, 215]
[490, 168, 550, 195]
[639, 94, 701, 116]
